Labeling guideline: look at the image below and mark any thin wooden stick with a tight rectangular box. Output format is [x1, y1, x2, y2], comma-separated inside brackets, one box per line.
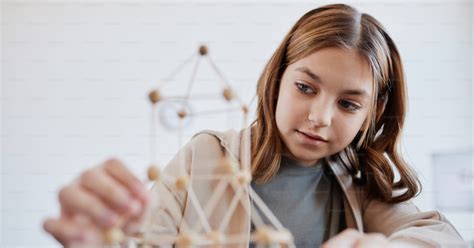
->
[187, 107, 242, 117]
[131, 233, 177, 246]
[206, 56, 244, 106]
[186, 186, 213, 233]
[218, 184, 245, 231]
[242, 111, 248, 129]
[151, 180, 190, 231]
[242, 127, 252, 172]
[193, 177, 229, 232]
[221, 233, 253, 244]
[248, 187, 285, 230]
[159, 53, 197, 88]
[165, 94, 226, 100]
[178, 118, 185, 176]
[227, 179, 253, 223]
[150, 104, 157, 164]
[226, 181, 271, 242]
[183, 57, 201, 101]
[191, 174, 233, 181]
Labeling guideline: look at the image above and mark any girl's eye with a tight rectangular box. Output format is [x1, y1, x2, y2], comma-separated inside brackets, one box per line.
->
[339, 100, 361, 112]
[295, 82, 314, 94]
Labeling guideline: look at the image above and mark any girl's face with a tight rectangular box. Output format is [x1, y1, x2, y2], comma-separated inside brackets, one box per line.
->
[275, 47, 374, 166]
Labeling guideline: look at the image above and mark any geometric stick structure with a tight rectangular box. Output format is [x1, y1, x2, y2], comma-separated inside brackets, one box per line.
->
[104, 45, 295, 247]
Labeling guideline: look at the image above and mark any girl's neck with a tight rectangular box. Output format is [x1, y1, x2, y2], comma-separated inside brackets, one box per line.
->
[280, 147, 321, 167]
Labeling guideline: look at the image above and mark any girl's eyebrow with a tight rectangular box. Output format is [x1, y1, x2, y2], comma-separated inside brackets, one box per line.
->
[295, 66, 323, 83]
[294, 66, 370, 99]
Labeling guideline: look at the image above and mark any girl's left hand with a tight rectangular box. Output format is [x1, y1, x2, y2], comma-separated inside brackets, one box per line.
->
[321, 229, 389, 248]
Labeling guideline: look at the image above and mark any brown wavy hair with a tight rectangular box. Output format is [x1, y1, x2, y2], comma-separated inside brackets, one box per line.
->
[250, 3, 421, 203]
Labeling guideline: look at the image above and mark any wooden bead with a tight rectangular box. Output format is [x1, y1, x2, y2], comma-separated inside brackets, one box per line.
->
[207, 231, 223, 245]
[148, 90, 161, 104]
[104, 228, 124, 244]
[252, 227, 293, 245]
[254, 226, 272, 245]
[176, 233, 194, 247]
[175, 176, 189, 190]
[222, 88, 234, 101]
[177, 109, 187, 119]
[147, 165, 161, 182]
[198, 45, 208, 56]
[222, 158, 238, 174]
[236, 170, 251, 185]
[242, 105, 249, 114]
[276, 229, 293, 243]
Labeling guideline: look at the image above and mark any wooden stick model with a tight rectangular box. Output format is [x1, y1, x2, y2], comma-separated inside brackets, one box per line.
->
[103, 45, 295, 248]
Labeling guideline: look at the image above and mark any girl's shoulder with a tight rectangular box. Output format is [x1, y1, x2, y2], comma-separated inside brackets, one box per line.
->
[191, 128, 245, 156]
[192, 128, 241, 146]
[163, 128, 242, 177]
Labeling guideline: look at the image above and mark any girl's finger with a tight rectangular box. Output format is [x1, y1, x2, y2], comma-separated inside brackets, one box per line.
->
[321, 229, 363, 248]
[58, 185, 119, 228]
[122, 201, 150, 235]
[80, 168, 141, 216]
[43, 217, 103, 247]
[102, 159, 148, 201]
[43, 217, 84, 245]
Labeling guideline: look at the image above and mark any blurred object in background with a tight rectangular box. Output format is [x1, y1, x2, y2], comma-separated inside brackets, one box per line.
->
[433, 150, 473, 211]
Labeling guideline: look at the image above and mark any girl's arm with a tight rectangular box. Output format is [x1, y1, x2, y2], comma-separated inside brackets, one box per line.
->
[363, 198, 467, 247]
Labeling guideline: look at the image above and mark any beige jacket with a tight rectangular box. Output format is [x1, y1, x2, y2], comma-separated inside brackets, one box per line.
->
[145, 128, 467, 247]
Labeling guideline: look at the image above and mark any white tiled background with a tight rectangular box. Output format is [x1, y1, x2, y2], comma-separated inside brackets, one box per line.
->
[1, 0, 473, 247]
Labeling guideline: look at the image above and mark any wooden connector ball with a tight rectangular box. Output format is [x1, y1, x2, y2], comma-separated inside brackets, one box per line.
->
[252, 227, 293, 245]
[207, 230, 223, 244]
[222, 88, 234, 101]
[175, 176, 189, 190]
[147, 165, 161, 182]
[176, 233, 194, 247]
[198, 45, 208, 56]
[242, 105, 249, 114]
[254, 226, 272, 246]
[177, 109, 188, 119]
[236, 170, 251, 185]
[277, 229, 294, 243]
[104, 228, 124, 245]
[222, 158, 239, 174]
[148, 90, 161, 104]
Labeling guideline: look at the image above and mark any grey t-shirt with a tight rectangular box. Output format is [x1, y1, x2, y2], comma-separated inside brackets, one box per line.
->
[250, 156, 345, 247]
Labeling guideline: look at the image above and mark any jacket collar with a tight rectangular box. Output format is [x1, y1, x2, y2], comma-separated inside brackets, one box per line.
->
[325, 157, 364, 231]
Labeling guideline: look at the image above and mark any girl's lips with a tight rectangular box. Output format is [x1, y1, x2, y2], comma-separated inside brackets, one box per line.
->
[296, 130, 328, 146]
[297, 130, 328, 142]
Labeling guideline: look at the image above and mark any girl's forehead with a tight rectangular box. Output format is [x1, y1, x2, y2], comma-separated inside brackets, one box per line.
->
[288, 47, 374, 97]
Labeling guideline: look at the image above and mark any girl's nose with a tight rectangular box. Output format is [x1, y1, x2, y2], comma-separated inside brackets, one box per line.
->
[307, 100, 332, 127]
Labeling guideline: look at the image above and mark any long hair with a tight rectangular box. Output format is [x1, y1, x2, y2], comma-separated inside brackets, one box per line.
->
[251, 4, 421, 203]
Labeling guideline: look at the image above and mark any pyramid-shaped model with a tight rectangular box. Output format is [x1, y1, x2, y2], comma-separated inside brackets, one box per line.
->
[103, 45, 295, 247]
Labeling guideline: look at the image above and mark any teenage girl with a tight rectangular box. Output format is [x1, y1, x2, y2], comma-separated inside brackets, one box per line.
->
[43, 4, 466, 247]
